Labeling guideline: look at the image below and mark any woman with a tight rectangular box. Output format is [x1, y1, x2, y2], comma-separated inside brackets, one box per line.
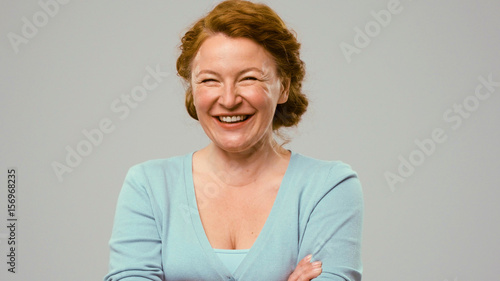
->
[105, 1, 363, 280]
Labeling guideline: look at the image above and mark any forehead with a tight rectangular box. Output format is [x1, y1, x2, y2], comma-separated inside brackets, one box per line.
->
[192, 34, 276, 73]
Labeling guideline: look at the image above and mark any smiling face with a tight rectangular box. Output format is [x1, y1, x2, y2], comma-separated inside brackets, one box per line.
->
[191, 33, 288, 154]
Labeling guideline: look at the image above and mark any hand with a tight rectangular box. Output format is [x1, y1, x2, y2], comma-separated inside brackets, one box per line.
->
[287, 254, 322, 281]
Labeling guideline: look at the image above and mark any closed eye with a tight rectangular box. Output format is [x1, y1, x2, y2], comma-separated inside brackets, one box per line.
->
[202, 78, 218, 83]
[242, 77, 258, 81]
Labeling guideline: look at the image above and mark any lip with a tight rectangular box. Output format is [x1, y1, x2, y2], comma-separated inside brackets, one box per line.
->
[213, 113, 254, 117]
[212, 114, 254, 129]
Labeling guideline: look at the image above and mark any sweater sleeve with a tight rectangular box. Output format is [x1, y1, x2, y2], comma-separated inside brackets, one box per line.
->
[298, 167, 364, 281]
[104, 165, 164, 281]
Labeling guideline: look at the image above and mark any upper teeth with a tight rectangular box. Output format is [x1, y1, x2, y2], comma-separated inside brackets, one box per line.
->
[219, 115, 247, 123]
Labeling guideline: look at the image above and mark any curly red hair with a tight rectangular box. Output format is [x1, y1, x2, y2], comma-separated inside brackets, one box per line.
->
[176, 0, 307, 131]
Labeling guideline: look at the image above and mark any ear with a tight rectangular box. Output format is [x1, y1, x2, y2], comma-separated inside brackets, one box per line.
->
[278, 78, 290, 104]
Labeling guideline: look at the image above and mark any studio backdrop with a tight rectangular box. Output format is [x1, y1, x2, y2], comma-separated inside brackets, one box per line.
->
[1, 0, 499, 280]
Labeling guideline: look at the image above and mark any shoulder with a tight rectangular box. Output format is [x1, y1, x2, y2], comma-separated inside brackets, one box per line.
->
[117, 152, 193, 206]
[289, 152, 363, 203]
[125, 152, 191, 180]
[291, 152, 359, 186]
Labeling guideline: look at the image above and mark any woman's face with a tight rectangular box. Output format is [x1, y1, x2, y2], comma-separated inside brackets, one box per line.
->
[191, 33, 288, 154]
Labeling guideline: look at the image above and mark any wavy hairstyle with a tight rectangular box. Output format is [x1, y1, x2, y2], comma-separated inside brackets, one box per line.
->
[176, 0, 307, 131]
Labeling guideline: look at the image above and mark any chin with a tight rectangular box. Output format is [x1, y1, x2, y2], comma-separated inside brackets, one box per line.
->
[217, 143, 250, 153]
[214, 139, 257, 153]
[208, 130, 271, 154]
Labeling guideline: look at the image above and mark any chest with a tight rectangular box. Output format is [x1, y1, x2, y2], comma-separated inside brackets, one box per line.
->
[193, 174, 280, 250]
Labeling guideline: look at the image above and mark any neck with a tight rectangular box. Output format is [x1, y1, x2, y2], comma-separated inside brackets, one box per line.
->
[200, 137, 290, 187]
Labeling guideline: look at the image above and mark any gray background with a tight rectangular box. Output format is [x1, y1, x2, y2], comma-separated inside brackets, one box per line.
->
[1, 0, 499, 280]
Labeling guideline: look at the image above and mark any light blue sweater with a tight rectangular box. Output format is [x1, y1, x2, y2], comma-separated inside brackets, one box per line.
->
[105, 151, 363, 281]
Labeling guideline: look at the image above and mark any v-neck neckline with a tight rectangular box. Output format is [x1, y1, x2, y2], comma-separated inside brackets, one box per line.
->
[183, 151, 296, 279]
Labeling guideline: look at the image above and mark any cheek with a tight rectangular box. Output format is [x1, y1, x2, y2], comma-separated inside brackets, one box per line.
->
[240, 87, 277, 116]
[191, 83, 200, 106]
[192, 87, 214, 112]
[254, 82, 282, 106]
[192, 87, 202, 110]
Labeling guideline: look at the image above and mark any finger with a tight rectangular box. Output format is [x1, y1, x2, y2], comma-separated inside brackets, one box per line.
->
[288, 256, 311, 281]
[288, 256, 322, 281]
[304, 261, 322, 280]
[298, 254, 313, 266]
[296, 261, 322, 281]
[294, 255, 313, 276]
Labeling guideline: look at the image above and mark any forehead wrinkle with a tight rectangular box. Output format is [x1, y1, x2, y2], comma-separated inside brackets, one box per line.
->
[191, 35, 278, 79]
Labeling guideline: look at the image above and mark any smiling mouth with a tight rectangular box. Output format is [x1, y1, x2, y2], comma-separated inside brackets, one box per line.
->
[217, 115, 250, 123]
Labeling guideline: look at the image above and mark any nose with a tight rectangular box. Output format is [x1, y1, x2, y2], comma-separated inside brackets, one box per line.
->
[218, 83, 242, 109]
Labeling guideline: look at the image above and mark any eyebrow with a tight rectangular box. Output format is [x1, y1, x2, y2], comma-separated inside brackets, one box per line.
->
[195, 67, 265, 77]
